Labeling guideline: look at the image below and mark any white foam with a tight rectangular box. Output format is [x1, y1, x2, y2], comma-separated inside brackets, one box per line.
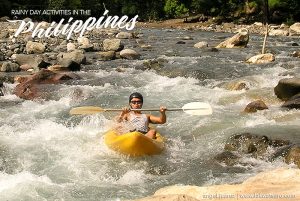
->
[0, 171, 53, 192]
[117, 170, 146, 185]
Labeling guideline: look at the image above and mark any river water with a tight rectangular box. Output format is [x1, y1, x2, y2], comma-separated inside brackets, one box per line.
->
[0, 28, 300, 200]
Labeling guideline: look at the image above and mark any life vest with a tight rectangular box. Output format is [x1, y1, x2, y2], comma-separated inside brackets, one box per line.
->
[128, 113, 149, 133]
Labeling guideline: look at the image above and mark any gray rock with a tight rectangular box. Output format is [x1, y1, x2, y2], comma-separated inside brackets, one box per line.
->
[0, 61, 20, 72]
[269, 29, 289, 36]
[216, 28, 249, 48]
[120, 49, 140, 60]
[214, 151, 240, 166]
[78, 37, 93, 51]
[103, 39, 123, 51]
[26, 41, 46, 54]
[244, 100, 268, 113]
[54, 45, 67, 52]
[57, 50, 86, 65]
[6, 50, 13, 57]
[1, 61, 20, 72]
[92, 43, 102, 51]
[285, 145, 300, 168]
[246, 53, 275, 64]
[58, 59, 81, 71]
[224, 133, 270, 157]
[282, 93, 300, 109]
[194, 41, 208, 48]
[274, 77, 300, 101]
[0, 52, 4, 61]
[289, 23, 300, 36]
[12, 54, 50, 70]
[96, 51, 116, 61]
[67, 43, 76, 52]
[116, 32, 133, 39]
[0, 31, 9, 39]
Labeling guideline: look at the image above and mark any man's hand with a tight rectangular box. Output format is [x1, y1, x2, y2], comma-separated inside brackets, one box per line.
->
[160, 106, 167, 114]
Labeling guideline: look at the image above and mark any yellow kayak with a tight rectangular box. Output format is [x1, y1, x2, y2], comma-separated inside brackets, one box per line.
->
[104, 130, 164, 156]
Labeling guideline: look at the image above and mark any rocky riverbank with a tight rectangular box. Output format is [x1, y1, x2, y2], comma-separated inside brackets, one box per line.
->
[126, 168, 300, 201]
[137, 18, 300, 36]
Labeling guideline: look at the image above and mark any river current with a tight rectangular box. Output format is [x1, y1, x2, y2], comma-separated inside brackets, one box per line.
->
[0, 28, 300, 200]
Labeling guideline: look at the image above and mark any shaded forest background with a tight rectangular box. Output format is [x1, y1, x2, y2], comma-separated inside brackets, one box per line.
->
[1, 0, 299, 24]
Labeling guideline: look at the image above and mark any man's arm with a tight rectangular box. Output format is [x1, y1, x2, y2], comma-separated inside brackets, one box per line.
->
[149, 106, 166, 124]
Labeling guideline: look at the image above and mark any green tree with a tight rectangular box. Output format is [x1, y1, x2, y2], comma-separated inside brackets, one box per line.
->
[268, 0, 300, 22]
[164, 0, 189, 18]
[66, 0, 82, 9]
[0, 0, 12, 17]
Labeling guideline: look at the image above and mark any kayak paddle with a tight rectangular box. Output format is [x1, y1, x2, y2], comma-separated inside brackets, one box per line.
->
[69, 102, 212, 116]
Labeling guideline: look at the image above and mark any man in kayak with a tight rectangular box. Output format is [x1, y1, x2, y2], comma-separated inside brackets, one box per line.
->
[117, 92, 166, 139]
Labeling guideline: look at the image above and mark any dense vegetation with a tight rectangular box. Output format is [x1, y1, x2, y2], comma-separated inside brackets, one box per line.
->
[1, 0, 299, 24]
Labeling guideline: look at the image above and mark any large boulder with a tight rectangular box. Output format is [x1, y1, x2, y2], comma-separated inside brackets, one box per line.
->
[26, 41, 46, 54]
[12, 54, 50, 70]
[77, 37, 93, 51]
[1, 62, 20, 72]
[285, 145, 300, 168]
[269, 29, 289, 36]
[150, 168, 300, 201]
[282, 93, 300, 109]
[244, 100, 268, 113]
[274, 78, 300, 101]
[216, 28, 249, 48]
[57, 50, 86, 64]
[67, 43, 76, 52]
[224, 133, 270, 157]
[213, 151, 240, 166]
[289, 23, 300, 36]
[49, 60, 81, 71]
[246, 53, 275, 64]
[14, 69, 81, 100]
[103, 39, 123, 51]
[120, 49, 140, 60]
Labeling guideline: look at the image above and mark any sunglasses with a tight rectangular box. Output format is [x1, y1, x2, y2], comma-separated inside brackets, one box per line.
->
[130, 101, 142, 104]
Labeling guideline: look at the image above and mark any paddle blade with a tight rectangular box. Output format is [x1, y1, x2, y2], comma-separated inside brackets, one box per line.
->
[69, 106, 105, 115]
[182, 102, 212, 116]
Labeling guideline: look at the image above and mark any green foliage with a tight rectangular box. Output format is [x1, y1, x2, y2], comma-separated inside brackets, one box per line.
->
[164, 0, 189, 18]
[1, 0, 299, 23]
[67, 0, 82, 9]
[268, 0, 280, 8]
[48, 0, 65, 10]
[248, 1, 258, 8]
[268, 0, 300, 21]
[0, 0, 12, 17]
[121, 4, 137, 15]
